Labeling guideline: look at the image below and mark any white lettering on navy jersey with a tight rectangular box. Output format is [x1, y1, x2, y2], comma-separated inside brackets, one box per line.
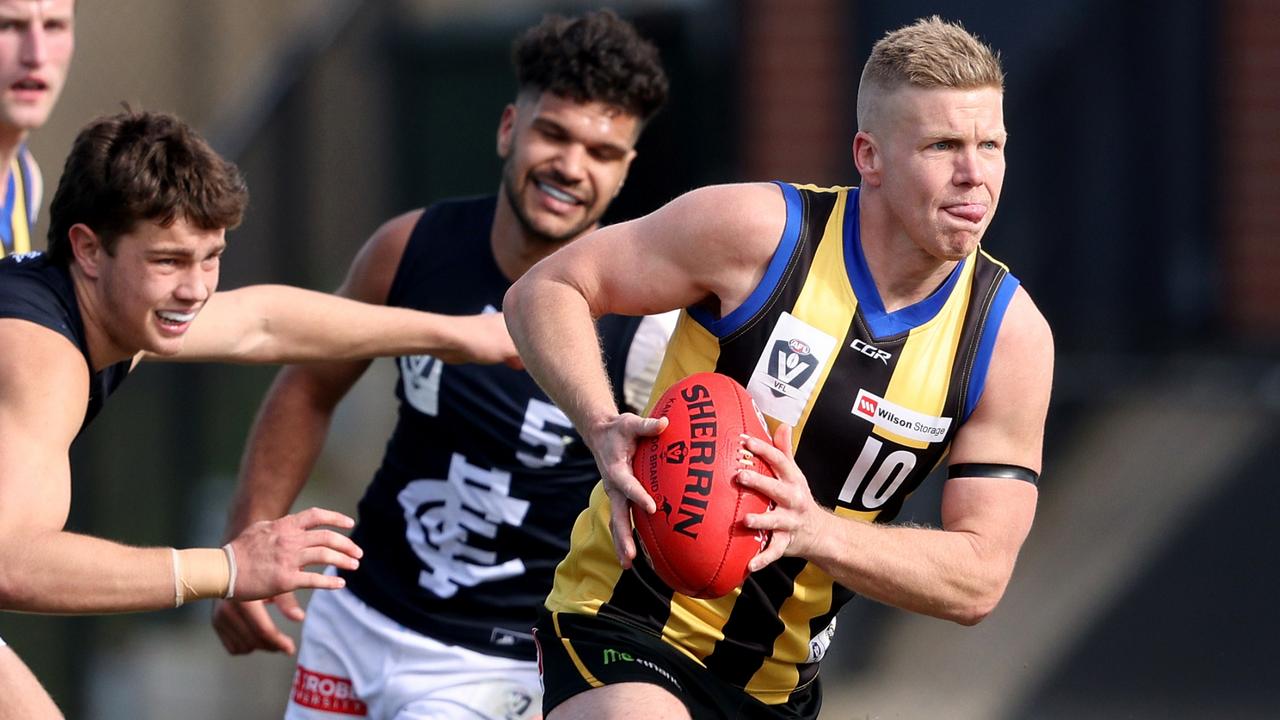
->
[398, 453, 531, 598]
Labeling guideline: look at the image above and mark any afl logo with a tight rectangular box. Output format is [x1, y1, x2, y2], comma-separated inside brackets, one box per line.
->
[664, 441, 689, 464]
[788, 339, 811, 355]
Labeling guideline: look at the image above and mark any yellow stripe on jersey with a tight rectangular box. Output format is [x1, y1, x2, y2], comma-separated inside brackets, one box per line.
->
[872, 257, 976, 449]
[786, 187, 857, 445]
[8, 157, 30, 255]
[745, 562, 836, 702]
[644, 310, 721, 415]
[546, 483, 622, 616]
[663, 593, 731, 661]
[732, 187, 857, 700]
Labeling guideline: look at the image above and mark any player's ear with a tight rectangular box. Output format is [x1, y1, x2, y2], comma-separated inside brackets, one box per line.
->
[853, 131, 882, 187]
[69, 224, 106, 278]
[496, 104, 518, 159]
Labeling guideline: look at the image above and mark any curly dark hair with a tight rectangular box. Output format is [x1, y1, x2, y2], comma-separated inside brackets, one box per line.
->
[47, 109, 248, 266]
[512, 9, 668, 123]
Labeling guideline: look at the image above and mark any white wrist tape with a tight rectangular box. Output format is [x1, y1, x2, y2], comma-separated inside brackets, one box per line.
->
[173, 548, 232, 604]
[170, 547, 183, 608]
[222, 544, 238, 600]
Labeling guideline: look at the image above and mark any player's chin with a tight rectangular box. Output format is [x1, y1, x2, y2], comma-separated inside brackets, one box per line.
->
[143, 334, 188, 357]
[934, 232, 982, 260]
[527, 207, 599, 241]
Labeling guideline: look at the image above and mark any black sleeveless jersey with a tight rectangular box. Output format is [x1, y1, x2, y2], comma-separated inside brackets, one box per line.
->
[0, 252, 130, 434]
[342, 196, 650, 660]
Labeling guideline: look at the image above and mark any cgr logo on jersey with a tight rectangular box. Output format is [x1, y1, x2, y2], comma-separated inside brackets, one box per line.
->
[6, 251, 41, 263]
[850, 338, 892, 364]
[851, 389, 952, 444]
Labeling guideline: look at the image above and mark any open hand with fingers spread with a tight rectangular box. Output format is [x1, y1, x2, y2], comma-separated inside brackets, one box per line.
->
[583, 412, 668, 568]
[736, 424, 827, 572]
[225, 507, 362, 601]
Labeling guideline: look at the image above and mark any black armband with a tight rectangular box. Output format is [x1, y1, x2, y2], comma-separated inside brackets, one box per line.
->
[947, 463, 1039, 485]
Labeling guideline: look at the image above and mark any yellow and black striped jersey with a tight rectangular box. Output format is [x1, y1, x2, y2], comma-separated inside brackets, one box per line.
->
[546, 182, 1022, 705]
[0, 146, 41, 258]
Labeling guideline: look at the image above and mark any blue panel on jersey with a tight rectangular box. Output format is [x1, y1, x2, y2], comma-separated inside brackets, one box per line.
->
[0, 169, 15, 251]
[688, 181, 802, 337]
[843, 188, 966, 339]
[963, 271, 1020, 421]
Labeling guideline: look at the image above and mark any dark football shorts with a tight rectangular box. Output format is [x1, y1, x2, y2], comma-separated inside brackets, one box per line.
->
[534, 609, 821, 720]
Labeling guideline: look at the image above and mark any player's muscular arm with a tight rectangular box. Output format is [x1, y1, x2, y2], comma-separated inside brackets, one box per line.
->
[0, 325, 190, 611]
[741, 289, 1052, 624]
[150, 211, 517, 367]
[0, 323, 363, 614]
[506, 183, 786, 431]
[504, 183, 786, 564]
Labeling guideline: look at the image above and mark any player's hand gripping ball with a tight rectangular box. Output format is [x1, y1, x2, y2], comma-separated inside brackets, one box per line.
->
[631, 372, 774, 598]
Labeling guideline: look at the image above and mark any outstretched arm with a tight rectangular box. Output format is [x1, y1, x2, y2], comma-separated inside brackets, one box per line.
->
[0, 322, 358, 614]
[739, 288, 1052, 624]
[504, 183, 786, 566]
[147, 211, 517, 367]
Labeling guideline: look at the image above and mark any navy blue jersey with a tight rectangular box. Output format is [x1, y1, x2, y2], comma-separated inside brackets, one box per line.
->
[0, 252, 130, 434]
[342, 196, 658, 660]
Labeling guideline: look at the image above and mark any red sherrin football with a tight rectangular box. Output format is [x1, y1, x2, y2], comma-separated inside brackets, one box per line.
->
[631, 372, 774, 598]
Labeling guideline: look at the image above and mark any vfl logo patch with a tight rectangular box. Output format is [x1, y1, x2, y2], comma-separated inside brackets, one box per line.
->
[852, 389, 952, 444]
[765, 338, 819, 398]
[748, 312, 839, 426]
[663, 441, 688, 463]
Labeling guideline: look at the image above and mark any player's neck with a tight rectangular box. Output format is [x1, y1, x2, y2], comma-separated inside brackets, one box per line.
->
[490, 191, 582, 282]
[857, 192, 960, 313]
[0, 125, 27, 189]
[68, 264, 136, 371]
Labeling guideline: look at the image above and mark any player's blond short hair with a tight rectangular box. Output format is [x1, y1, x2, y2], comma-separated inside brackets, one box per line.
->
[856, 16, 1004, 129]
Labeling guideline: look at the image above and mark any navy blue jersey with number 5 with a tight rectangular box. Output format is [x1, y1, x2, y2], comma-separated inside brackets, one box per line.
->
[342, 196, 666, 660]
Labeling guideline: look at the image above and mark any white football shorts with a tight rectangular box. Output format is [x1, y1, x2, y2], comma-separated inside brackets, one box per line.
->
[286, 586, 541, 720]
